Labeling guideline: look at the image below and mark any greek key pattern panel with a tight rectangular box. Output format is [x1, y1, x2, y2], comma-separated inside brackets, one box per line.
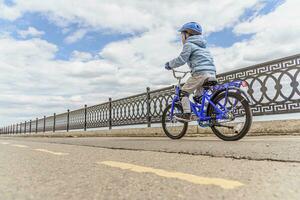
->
[111, 93, 148, 126]
[87, 103, 110, 128]
[217, 54, 300, 82]
[216, 54, 300, 116]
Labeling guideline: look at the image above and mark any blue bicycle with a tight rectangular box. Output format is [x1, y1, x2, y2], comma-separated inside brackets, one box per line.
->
[162, 69, 252, 141]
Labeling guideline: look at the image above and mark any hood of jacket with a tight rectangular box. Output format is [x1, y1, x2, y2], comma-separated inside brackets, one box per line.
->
[186, 35, 206, 48]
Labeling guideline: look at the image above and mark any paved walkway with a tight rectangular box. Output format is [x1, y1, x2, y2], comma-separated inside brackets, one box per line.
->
[0, 136, 299, 199]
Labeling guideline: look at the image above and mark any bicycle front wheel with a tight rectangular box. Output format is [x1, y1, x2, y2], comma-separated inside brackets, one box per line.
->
[208, 92, 252, 141]
[162, 104, 188, 139]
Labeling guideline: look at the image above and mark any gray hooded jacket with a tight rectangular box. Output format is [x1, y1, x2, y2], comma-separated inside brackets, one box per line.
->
[168, 35, 216, 75]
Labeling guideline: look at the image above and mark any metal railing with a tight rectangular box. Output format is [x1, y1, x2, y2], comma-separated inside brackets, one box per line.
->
[1, 54, 299, 134]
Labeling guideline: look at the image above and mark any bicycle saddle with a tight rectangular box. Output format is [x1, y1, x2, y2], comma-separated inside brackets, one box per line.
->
[203, 77, 218, 88]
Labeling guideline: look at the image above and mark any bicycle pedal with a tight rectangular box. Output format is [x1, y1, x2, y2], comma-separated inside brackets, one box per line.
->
[174, 116, 192, 122]
[190, 115, 198, 121]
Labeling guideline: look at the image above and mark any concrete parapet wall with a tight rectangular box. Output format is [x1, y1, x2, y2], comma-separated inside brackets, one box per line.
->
[2, 119, 300, 138]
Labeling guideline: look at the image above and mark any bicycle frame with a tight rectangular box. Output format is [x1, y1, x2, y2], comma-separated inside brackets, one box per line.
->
[169, 69, 250, 122]
[170, 85, 226, 122]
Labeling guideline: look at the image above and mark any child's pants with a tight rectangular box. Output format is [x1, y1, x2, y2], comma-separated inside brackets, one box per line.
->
[181, 72, 216, 113]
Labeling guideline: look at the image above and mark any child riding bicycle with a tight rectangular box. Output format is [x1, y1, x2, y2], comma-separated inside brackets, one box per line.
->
[165, 22, 216, 120]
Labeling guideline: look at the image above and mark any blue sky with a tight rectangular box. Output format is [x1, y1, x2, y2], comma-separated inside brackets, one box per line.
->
[1, 12, 132, 60]
[0, 0, 298, 125]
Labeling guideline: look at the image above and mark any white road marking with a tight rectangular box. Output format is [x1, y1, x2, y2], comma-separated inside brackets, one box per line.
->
[1, 142, 10, 145]
[11, 144, 29, 148]
[34, 149, 69, 156]
[99, 161, 244, 189]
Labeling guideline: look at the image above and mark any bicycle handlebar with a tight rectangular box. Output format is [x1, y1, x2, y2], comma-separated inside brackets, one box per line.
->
[172, 69, 190, 80]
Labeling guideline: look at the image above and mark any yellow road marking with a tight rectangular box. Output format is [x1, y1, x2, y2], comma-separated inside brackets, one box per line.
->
[99, 161, 244, 189]
[34, 149, 69, 156]
[11, 144, 29, 148]
[1, 142, 10, 145]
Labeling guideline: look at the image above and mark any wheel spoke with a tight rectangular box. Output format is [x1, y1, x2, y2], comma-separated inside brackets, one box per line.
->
[208, 92, 252, 141]
[162, 104, 188, 139]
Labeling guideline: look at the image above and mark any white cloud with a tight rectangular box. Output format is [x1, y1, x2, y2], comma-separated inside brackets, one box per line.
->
[0, 0, 22, 20]
[17, 26, 45, 38]
[1, 0, 260, 34]
[70, 50, 93, 62]
[64, 29, 87, 44]
[211, 0, 300, 72]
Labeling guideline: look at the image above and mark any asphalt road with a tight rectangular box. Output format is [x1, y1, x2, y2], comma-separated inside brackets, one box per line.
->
[0, 136, 299, 200]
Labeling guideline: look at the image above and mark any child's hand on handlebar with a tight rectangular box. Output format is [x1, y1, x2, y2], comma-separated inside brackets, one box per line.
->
[165, 62, 172, 70]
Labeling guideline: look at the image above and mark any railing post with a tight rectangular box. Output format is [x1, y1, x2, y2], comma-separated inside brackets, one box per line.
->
[20, 122, 22, 134]
[43, 116, 46, 133]
[53, 113, 56, 132]
[108, 98, 112, 130]
[67, 109, 70, 132]
[29, 120, 32, 134]
[146, 87, 151, 127]
[84, 105, 87, 131]
[24, 121, 27, 134]
[36, 118, 38, 133]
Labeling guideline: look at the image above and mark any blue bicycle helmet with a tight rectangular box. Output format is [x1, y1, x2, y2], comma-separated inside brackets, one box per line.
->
[178, 22, 202, 34]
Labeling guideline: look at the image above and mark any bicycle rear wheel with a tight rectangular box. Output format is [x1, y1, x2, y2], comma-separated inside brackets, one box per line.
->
[208, 92, 252, 141]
